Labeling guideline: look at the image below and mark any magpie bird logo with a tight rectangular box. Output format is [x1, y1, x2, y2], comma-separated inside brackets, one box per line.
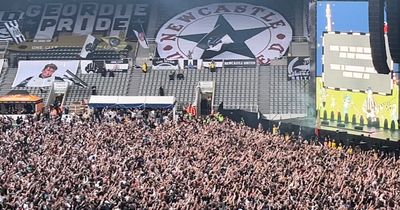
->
[287, 57, 310, 80]
[156, 3, 292, 64]
[85, 43, 94, 52]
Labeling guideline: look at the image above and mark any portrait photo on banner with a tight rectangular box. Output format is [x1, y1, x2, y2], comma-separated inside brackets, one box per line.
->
[12, 60, 79, 87]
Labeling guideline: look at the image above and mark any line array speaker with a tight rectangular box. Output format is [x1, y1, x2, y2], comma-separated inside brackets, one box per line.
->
[387, 0, 400, 63]
[368, 0, 391, 74]
[354, 126, 364, 131]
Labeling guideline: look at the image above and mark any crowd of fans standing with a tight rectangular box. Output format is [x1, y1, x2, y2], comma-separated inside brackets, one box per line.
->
[0, 109, 399, 209]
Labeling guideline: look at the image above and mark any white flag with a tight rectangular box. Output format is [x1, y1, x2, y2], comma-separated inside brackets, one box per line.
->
[80, 35, 98, 58]
[4, 20, 25, 44]
[133, 29, 149, 49]
[208, 35, 233, 51]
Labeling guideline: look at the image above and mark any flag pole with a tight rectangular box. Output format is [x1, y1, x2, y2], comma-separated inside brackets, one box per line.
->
[139, 24, 149, 46]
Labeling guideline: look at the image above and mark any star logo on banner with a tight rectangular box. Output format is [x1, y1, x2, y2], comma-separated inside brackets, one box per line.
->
[156, 3, 293, 63]
[178, 15, 269, 59]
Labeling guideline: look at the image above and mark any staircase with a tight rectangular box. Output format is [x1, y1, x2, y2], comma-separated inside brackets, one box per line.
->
[258, 65, 272, 114]
[258, 59, 309, 119]
[138, 67, 259, 112]
[126, 67, 143, 96]
[0, 67, 17, 96]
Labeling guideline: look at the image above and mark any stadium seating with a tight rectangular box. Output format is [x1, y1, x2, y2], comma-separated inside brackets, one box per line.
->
[259, 64, 309, 118]
[64, 68, 131, 105]
[0, 68, 50, 103]
[138, 67, 259, 112]
[14, 47, 129, 62]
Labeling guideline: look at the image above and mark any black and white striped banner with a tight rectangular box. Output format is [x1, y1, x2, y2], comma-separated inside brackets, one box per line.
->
[0, 25, 12, 40]
[4, 20, 25, 44]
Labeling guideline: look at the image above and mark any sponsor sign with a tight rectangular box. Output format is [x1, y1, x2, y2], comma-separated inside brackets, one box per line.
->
[104, 59, 129, 72]
[287, 57, 310, 80]
[81, 59, 130, 74]
[223, 59, 257, 67]
[12, 60, 79, 87]
[156, 3, 292, 63]
[53, 81, 69, 93]
[203, 60, 223, 69]
[152, 58, 179, 70]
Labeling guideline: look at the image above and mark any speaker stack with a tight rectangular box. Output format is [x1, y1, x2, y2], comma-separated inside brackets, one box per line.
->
[354, 125, 364, 131]
[368, 0, 390, 74]
[387, 0, 400, 63]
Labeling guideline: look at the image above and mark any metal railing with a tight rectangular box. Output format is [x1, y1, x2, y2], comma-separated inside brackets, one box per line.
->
[291, 36, 309, 43]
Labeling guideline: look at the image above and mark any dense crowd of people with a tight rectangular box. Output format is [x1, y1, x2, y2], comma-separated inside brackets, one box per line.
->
[0, 109, 399, 209]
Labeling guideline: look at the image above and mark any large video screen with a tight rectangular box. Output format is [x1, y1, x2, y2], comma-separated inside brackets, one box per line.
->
[12, 60, 79, 87]
[316, 1, 399, 129]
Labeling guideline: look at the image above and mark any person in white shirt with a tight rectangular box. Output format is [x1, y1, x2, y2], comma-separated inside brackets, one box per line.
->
[17, 63, 64, 87]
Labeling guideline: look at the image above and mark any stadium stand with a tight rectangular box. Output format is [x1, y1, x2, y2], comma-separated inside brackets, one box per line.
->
[0, 67, 50, 103]
[14, 48, 129, 62]
[139, 67, 259, 112]
[63, 68, 132, 105]
[1, 0, 400, 209]
[259, 63, 310, 118]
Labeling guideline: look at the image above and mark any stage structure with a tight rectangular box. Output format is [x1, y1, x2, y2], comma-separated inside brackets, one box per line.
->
[316, 1, 399, 136]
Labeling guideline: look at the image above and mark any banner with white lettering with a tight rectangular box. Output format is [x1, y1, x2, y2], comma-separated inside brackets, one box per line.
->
[9, 2, 149, 40]
[287, 57, 310, 80]
[73, 3, 99, 36]
[155, 3, 292, 62]
[223, 59, 257, 67]
[152, 58, 179, 70]
[12, 60, 79, 87]
[35, 3, 63, 40]
[104, 59, 129, 72]
[0, 11, 24, 22]
[109, 4, 133, 37]
[81, 59, 130, 74]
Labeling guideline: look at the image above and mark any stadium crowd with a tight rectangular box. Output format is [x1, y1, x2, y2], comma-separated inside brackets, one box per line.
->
[0, 109, 399, 209]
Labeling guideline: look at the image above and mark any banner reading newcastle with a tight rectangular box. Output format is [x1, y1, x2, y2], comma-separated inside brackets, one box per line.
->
[155, 3, 292, 63]
[223, 60, 257, 68]
[152, 58, 179, 70]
